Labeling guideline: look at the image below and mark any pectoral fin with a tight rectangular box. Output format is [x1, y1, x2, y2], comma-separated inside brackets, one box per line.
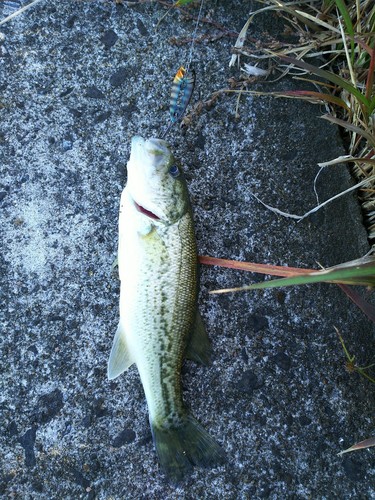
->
[111, 256, 119, 277]
[111, 255, 118, 270]
[185, 311, 211, 366]
[108, 323, 134, 380]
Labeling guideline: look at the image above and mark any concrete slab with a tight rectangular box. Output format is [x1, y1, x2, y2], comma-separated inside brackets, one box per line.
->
[1, 0, 374, 497]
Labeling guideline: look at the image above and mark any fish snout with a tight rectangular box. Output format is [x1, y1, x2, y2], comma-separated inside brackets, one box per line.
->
[144, 138, 172, 170]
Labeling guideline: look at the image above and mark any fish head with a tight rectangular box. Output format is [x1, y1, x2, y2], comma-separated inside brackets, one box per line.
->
[126, 136, 189, 224]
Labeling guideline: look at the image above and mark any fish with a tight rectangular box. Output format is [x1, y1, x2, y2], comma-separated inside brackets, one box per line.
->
[108, 136, 224, 482]
[169, 66, 195, 123]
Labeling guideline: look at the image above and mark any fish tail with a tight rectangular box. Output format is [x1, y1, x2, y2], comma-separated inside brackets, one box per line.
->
[151, 414, 225, 483]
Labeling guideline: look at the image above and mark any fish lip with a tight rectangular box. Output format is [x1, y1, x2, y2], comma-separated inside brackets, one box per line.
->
[129, 136, 170, 169]
[128, 136, 170, 223]
[131, 135, 169, 151]
[131, 136, 169, 155]
[131, 136, 144, 148]
[145, 137, 169, 151]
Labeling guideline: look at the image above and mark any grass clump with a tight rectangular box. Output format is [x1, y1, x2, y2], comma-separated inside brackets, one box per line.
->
[216, 0, 375, 454]
[217, 0, 375, 319]
[229, 0, 375, 240]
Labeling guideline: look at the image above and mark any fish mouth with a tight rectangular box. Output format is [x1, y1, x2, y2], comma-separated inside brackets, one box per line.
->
[134, 201, 160, 221]
[145, 137, 169, 152]
[130, 136, 170, 167]
[131, 136, 168, 149]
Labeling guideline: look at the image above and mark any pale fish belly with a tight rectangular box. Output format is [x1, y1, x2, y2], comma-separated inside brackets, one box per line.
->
[119, 191, 197, 425]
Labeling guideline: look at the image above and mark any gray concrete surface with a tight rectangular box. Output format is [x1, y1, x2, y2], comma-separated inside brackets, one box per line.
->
[1, 0, 374, 498]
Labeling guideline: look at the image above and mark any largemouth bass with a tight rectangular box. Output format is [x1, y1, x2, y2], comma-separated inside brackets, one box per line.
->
[108, 136, 224, 482]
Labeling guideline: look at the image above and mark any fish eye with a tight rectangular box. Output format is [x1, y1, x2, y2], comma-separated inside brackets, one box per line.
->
[169, 165, 180, 178]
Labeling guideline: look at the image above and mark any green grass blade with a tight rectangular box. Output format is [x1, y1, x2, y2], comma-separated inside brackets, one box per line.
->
[175, 0, 196, 5]
[224, 89, 350, 112]
[279, 55, 370, 108]
[321, 115, 375, 147]
[282, 90, 350, 111]
[211, 257, 375, 294]
[370, 96, 375, 115]
[334, 0, 355, 65]
[339, 284, 375, 324]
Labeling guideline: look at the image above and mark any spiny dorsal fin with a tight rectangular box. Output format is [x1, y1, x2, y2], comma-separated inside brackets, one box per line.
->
[108, 323, 134, 380]
[185, 311, 211, 366]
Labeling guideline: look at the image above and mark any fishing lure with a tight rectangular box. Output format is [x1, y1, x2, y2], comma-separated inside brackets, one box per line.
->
[161, 0, 204, 137]
[169, 65, 195, 123]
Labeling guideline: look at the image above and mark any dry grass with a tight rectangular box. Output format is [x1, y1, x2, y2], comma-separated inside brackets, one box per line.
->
[229, 0, 375, 240]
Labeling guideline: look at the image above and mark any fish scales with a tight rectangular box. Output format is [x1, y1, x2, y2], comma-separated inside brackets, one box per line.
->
[122, 209, 197, 423]
[108, 137, 224, 482]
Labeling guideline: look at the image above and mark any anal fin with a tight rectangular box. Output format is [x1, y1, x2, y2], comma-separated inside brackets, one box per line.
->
[185, 311, 211, 366]
[108, 323, 134, 380]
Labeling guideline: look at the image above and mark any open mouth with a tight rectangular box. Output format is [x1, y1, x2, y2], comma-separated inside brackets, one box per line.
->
[134, 201, 160, 221]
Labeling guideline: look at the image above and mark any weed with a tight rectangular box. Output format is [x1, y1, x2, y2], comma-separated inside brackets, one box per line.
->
[228, 0, 375, 239]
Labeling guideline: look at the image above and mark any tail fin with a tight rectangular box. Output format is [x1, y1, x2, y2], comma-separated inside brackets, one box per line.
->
[151, 414, 225, 483]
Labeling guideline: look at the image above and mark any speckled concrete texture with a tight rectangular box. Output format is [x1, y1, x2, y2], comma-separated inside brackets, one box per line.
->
[1, 0, 374, 498]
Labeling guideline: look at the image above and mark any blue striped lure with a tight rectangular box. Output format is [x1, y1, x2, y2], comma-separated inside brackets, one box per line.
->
[161, 0, 204, 137]
[169, 65, 195, 123]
